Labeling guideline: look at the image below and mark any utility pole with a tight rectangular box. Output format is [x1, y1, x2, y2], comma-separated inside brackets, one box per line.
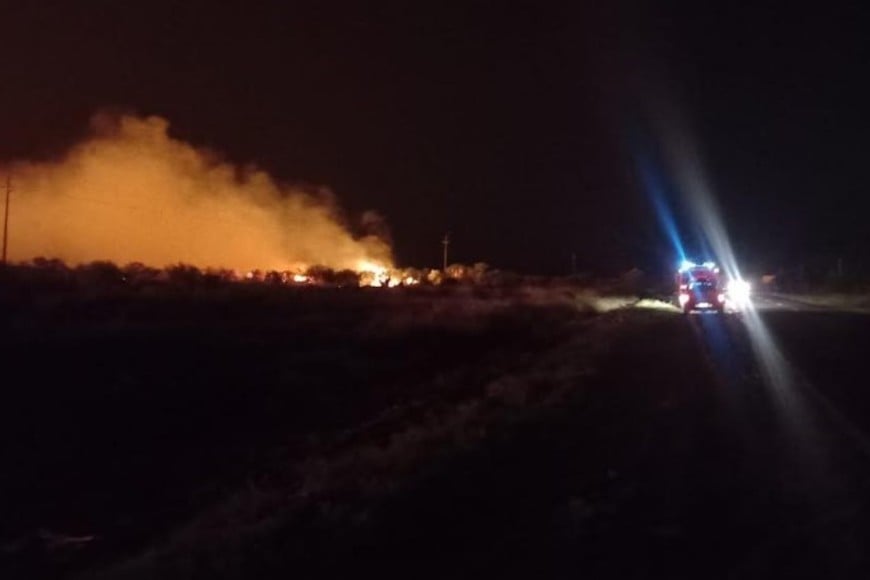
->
[1, 175, 9, 266]
[442, 231, 451, 271]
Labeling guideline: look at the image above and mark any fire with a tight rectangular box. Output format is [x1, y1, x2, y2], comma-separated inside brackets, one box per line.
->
[355, 260, 390, 287]
[4, 113, 392, 274]
[346, 260, 422, 287]
[0, 113, 490, 289]
[355, 260, 389, 276]
[233, 262, 420, 288]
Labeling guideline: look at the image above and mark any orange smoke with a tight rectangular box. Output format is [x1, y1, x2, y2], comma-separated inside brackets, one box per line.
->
[4, 113, 392, 273]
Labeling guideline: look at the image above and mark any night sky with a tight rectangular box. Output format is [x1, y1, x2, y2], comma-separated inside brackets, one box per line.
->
[2, 1, 868, 274]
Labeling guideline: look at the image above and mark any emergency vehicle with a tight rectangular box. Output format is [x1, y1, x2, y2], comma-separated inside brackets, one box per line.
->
[676, 261, 726, 314]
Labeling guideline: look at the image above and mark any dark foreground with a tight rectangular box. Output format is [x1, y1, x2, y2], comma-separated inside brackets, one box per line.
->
[2, 280, 870, 579]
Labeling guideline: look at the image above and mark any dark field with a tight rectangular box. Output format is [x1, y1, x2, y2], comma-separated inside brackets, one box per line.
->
[0, 269, 618, 578]
[3, 268, 870, 579]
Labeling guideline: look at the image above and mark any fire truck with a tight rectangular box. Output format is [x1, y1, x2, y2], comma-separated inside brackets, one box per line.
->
[676, 261, 726, 314]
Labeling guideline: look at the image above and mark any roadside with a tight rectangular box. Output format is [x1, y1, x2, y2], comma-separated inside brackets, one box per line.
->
[762, 292, 870, 313]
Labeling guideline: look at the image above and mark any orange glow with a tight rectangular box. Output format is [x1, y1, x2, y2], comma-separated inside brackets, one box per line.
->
[356, 260, 390, 287]
[5, 113, 392, 273]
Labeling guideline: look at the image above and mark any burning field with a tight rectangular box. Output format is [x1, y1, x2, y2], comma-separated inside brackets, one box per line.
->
[4, 113, 400, 281]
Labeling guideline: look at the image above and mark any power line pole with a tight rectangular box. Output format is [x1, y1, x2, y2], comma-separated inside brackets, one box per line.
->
[1, 175, 9, 266]
[442, 231, 450, 271]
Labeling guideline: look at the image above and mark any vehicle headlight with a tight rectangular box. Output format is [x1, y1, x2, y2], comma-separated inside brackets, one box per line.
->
[726, 279, 751, 304]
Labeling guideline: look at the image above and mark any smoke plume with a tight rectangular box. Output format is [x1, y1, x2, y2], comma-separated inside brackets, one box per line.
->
[5, 113, 392, 272]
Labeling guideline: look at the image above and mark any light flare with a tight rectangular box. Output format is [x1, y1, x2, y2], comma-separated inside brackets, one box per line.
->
[725, 278, 751, 309]
[652, 101, 832, 466]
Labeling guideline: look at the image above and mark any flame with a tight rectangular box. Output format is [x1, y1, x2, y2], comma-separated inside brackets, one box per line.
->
[355, 260, 389, 276]
[355, 259, 390, 287]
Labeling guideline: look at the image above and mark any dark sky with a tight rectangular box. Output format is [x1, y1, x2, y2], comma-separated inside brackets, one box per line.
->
[2, 0, 868, 274]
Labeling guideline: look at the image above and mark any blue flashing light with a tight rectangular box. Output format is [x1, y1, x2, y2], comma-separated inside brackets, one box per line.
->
[680, 260, 720, 273]
[679, 260, 696, 272]
[634, 152, 687, 264]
